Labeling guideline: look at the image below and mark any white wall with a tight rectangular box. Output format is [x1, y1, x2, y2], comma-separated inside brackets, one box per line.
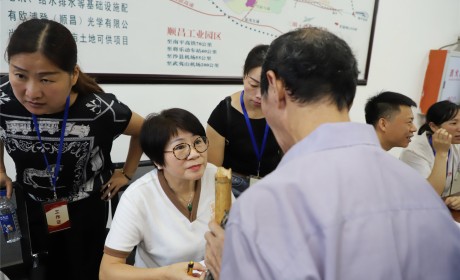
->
[4, 0, 460, 176]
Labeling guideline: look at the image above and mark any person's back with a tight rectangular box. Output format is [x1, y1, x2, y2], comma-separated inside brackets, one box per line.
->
[222, 122, 460, 279]
[220, 27, 460, 280]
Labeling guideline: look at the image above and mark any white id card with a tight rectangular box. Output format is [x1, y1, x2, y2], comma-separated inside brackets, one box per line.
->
[43, 199, 71, 233]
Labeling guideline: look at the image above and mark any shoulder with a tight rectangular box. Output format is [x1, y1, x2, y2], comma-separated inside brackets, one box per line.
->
[208, 97, 232, 126]
[201, 163, 218, 183]
[401, 133, 432, 159]
[210, 98, 229, 113]
[0, 76, 14, 100]
[121, 169, 158, 201]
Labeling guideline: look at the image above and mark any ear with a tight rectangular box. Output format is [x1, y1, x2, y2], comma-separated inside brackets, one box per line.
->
[428, 122, 439, 133]
[377, 117, 388, 132]
[71, 65, 80, 87]
[266, 70, 286, 110]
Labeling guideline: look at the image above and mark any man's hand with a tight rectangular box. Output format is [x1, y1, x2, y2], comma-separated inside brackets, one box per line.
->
[204, 220, 225, 280]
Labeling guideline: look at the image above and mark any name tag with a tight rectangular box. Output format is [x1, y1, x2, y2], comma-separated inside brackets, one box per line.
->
[43, 199, 71, 233]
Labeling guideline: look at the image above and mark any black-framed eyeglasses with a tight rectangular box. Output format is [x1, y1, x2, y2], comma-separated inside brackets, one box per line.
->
[164, 136, 209, 160]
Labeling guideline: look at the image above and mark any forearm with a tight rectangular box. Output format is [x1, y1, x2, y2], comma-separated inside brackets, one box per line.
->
[121, 135, 143, 179]
[0, 141, 6, 173]
[121, 112, 144, 178]
[99, 261, 166, 280]
[427, 153, 449, 195]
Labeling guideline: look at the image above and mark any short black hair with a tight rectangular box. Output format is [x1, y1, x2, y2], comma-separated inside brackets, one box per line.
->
[140, 108, 205, 167]
[260, 27, 358, 110]
[418, 100, 460, 135]
[365, 91, 417, 126]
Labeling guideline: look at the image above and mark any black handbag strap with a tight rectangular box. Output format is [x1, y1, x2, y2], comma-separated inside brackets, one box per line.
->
[225, 96, 232, 145]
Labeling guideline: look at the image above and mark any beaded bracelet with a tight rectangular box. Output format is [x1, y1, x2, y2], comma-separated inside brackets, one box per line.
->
[121, 170, 132, 181]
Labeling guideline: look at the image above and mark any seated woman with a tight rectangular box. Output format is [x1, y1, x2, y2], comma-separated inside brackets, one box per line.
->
[206, 45, 282, 197]
[400, 100, 460, 210]
[100, 108, 230, 279]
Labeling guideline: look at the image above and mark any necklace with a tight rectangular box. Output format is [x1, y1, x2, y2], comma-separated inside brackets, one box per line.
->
[174, 191, 194, 212]
[163, 173, 195, 212]
[181, 192, 194, 212]
[174, 188, 195, 212]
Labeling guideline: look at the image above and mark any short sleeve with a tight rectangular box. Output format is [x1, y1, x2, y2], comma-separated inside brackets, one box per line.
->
[207, 98, 229, 138]
[105, 193, 143, 255]
[98, 93, 132, 137]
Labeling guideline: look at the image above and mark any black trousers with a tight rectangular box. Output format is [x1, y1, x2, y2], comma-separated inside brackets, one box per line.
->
[24, 194, 108, 280]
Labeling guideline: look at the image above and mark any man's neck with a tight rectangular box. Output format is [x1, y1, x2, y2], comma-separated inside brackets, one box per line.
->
[280, 102, 350, 152]
[376, 131, 392, 151]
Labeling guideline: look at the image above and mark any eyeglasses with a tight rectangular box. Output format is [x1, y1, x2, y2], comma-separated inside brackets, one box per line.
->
[164, 136, 209, 160]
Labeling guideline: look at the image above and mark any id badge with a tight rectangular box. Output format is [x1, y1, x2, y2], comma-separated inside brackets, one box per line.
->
[249, 176, 261, 186]
[43, 199, 71, 233]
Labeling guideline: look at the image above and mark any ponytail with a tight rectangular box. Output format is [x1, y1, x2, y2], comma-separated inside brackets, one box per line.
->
[417, 123, 431, 135]
[72, 69, 104, 94]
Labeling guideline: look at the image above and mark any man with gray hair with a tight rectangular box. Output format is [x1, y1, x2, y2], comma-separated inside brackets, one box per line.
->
[218, 27, 460, 280]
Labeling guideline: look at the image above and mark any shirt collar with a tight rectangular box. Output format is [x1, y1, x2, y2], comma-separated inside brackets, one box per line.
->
[281, 122, 380, 165]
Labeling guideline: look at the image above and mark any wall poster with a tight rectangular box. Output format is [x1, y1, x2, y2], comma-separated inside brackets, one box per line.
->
[0, 0, 379, 84]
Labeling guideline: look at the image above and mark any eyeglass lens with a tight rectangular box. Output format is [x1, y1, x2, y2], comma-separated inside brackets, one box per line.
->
[172, 136, 208, 160]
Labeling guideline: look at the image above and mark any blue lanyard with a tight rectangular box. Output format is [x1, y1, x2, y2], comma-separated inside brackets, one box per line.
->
[31, 95, 70, 199]
[240, 90, 269, 176]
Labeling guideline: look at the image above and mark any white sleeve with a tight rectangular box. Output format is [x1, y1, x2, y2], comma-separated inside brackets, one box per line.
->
[105, 193, 144, 253]
[400, 149, 432, 179]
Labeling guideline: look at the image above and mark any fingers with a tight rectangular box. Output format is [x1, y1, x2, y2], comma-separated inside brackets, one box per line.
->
[433, 128, 452, 143]
[100, 183, 112, 200]
[101, 172, 130, 200]
[0, 173, 13, 199]
[208, 220, 225, 237]
[432, 128, 452, 153]
[445, 196, 460, 210]
[6, 182, 13, 200]
[193, 262, 206, 272]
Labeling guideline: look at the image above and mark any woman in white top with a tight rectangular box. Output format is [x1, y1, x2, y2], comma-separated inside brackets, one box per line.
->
[100, 108, 220, 279]
[400, 100, 460, 210]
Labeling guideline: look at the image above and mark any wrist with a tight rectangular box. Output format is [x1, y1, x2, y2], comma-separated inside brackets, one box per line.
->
[120, 169, 132, 181]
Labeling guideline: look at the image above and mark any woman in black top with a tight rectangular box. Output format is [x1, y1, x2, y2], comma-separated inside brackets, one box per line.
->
[206, 45, 281, 197]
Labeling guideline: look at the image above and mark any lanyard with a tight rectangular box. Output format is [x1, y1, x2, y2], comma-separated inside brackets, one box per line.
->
[32, 95, 70, 199]
[240, 90, 269, 176]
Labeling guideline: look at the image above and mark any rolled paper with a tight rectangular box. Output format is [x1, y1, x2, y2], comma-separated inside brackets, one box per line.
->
[215, 167, 232, 225]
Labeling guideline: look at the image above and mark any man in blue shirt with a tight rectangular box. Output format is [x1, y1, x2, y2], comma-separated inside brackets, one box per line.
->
[218, 27, 460, 280]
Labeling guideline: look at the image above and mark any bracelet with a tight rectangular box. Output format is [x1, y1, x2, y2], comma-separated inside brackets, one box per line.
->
[121, 170, 132, 181]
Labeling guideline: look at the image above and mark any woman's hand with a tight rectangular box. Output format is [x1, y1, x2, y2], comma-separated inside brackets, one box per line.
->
[100, 169, 130, 200]
[162, 261, 206, 279]
[0, 171, 14, 199]
[445, 196, 460, 210]
[432, 128, 452, 155]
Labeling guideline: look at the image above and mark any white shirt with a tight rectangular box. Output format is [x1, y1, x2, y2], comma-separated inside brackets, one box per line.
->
[105, 164, 218, 268]
[400, 132, 460, 196]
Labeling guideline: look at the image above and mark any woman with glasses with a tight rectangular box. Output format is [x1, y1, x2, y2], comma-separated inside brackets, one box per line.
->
[206, 45, 282, 197]
[100, 108, 232, 279]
